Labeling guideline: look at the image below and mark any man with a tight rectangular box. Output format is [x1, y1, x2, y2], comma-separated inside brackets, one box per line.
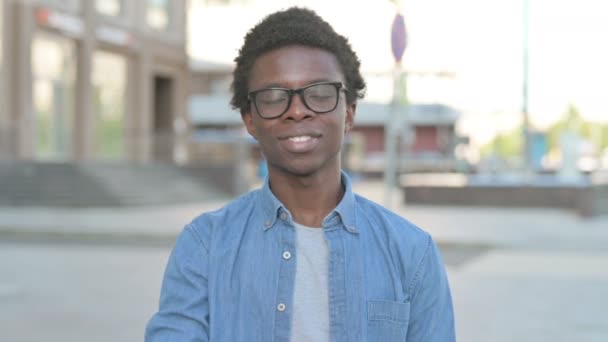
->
[146, 7, 455, 342]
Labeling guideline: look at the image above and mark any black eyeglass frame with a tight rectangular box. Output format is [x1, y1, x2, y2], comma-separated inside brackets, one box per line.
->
[247, 81, 348, 119]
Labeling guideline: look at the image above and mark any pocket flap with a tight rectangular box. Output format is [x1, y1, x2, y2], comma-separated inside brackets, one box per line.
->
[368, 300, 410, 324]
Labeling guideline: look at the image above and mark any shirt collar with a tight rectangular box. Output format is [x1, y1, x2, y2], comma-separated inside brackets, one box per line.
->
[258, 170, 358, 234]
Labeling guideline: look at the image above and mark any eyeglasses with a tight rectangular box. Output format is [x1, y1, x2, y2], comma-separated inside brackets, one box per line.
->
[247, 81, 347, 119]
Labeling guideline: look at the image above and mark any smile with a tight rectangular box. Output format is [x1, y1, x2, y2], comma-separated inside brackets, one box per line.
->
[279, 134, 321, 153]
[288, 135, 313, 143]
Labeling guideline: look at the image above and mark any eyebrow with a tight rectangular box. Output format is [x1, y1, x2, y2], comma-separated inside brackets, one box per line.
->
[251, 79, 337, 91]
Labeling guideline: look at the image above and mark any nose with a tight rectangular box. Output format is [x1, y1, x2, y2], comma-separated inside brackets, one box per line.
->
[283, 93, 313, 121]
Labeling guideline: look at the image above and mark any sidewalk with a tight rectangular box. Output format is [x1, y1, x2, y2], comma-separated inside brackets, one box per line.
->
[1, 180, 607, 249]
[3, 180, 607, 342]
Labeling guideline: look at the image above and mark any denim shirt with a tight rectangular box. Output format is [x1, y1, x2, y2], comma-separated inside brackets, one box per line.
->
[146, 172, 455, 342]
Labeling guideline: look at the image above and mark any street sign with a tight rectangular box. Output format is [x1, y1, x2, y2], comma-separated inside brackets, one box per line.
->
[36, 8, 84, 38]
[386, 12, 408, 208]
[96, 26, 134, 46]
[391, 13, 407, 63]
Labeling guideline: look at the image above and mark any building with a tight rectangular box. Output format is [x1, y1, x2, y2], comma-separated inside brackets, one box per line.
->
[189, 91, 467, 174]
[349, 102, 466, 173]
[0, 0, 189, 163]
[184, 0, 467, 173]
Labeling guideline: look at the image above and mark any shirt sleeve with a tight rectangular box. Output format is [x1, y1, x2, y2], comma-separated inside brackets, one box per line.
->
[406, 235, 456, 342]
[145, 224, 210, 342]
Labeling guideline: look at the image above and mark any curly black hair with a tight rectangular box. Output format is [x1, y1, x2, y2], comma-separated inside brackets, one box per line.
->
[230, 7, 366, 113]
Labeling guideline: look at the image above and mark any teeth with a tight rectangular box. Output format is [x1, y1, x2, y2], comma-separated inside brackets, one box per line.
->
[288, 136, 312, 143]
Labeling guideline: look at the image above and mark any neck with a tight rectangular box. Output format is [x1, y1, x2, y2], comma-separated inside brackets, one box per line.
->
[268, 169, 344, 228]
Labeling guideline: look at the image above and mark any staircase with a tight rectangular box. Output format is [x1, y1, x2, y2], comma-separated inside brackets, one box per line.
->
[0, 161, 233, 207]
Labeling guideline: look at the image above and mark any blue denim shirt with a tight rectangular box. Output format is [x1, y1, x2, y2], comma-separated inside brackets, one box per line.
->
[146, 173, 455, 341]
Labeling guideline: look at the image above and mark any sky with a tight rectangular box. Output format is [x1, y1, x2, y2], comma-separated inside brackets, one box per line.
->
[188, 0, 608, 146]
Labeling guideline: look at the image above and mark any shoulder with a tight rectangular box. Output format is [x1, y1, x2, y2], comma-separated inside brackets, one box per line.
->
[354, 193, 431, 248]
[191, 189, 258, 227]
[185, 189, 260, 248]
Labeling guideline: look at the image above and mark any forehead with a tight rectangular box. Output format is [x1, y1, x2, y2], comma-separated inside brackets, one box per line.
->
[248, 45, 344, 89]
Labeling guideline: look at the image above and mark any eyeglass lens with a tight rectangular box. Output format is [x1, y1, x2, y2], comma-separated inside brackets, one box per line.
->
[254, 83, 339, 118]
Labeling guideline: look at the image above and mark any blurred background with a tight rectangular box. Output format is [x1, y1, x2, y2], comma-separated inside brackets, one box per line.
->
[0, 0, 607, 341]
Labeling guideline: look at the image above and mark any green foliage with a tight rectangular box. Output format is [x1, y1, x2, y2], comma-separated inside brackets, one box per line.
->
[546, 104, 607, 152]
[482, 104, 608, 158]
[600, 125, 608, 151]
[480, 126, 523, 158]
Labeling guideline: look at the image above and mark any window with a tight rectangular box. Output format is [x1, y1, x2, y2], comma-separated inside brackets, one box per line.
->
[147, 0, 171, 31]
[192, 0, 247, 5]
[0, 0, 3, 66]
[92, 51, 127, 160]
[0, 0, 4, 148]
[31, 33, 76, 160]
[39, 0, 81, 14]
[96, 0, 123, 17]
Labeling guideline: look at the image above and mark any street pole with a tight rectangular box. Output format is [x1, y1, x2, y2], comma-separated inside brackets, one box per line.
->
[384, 65, 402, 208]
[522, 0, 532, 179]
[384, 9, 407, 208]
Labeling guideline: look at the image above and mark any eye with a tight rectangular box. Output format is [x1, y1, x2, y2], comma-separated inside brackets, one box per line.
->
[304, 84, 335, 102]
[308, 94, 332, 101]
[257, 90, 288, 105]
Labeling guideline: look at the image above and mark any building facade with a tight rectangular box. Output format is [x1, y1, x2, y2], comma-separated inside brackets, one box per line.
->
[188, 89, 467, 174]
[0, 0, 189, 163]
[184, 0, 467, 173]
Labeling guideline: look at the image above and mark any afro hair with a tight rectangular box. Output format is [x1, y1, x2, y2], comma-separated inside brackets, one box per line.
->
[230, 7, 366, 113]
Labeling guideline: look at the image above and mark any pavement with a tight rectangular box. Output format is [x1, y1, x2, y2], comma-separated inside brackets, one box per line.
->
[2, 180, 608, 341]
[1, 179, 607, 250]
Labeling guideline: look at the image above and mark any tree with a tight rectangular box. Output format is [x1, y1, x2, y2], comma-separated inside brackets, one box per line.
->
[480, 125, 523, 159]
[546, 104, 606, 153]
[482, 103, 608, 159]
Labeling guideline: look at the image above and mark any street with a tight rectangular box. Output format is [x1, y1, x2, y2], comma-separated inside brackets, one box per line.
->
[0, 241, 166, 342]
[1, 238, 607, 341]
[450, 248, 608, 342]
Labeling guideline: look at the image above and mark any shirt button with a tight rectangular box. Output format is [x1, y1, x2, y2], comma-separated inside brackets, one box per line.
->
[282, 251, 291, 260]
[277, 303, 286, 312]
[280, 212, 288, 221]
[264, 220, 272, 227]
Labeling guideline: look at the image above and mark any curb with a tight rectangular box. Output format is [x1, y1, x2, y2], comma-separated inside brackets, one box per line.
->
[0, 225, 498, 251]
[0, 226, 179, 246]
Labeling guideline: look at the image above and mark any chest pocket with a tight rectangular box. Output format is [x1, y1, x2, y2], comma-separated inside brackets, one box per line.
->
[367, 300, 410, 341]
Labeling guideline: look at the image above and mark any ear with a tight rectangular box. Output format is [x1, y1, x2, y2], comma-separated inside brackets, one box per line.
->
[241, 109, 258, 140]
[344, 102, 356, 134]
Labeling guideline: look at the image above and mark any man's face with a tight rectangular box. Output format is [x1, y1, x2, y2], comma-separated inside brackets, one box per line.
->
[242, 45, 356, 178]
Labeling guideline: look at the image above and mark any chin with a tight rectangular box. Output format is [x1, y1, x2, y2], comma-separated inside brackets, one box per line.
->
[277, 158, 340, 178]
[283, 164, 321, 178]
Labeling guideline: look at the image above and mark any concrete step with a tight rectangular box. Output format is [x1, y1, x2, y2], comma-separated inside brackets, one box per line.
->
[0, 161, 233, 207]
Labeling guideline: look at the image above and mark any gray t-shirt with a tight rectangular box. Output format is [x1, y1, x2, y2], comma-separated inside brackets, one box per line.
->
[291, 222, 330, 342]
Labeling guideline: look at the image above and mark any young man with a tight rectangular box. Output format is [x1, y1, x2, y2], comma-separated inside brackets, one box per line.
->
[146, 7, 455, 342]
